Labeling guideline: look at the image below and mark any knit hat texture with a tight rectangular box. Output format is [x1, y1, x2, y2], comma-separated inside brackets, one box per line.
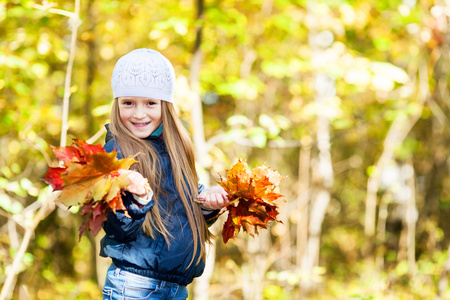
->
[111, 48, 175, 103]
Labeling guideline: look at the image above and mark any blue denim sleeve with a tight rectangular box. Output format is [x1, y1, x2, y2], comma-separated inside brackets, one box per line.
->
[102, 192, 154, 242]
[102, 139, 156, 241]
[198, 182, 205, 194]
[203, 208, 220, 226]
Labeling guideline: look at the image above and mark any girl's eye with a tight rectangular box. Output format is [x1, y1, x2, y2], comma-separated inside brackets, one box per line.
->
[147, 102, 157, 106]
[123, 101, 133, 106]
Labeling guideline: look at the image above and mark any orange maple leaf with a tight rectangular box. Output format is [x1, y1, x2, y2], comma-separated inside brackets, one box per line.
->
[43, 139, 137, 240]
[218, 159, 286, 243]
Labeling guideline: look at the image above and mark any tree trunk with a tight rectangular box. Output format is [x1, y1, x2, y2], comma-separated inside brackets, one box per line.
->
[366, 62, 429, 255]
[296, 138, 311, 268]
[300, 73, 335, 289]
[405, 161, 417, 274]
[242, 231, 270, 300]
[300, 1, 335, 291]
[83, 0, 96, 134]
[59, 0, 80, 147]
[95, 232, 111, 288]
[375, 195, 389, 270]
[189, 1, 216, 299]
[436, 245, 450, 300]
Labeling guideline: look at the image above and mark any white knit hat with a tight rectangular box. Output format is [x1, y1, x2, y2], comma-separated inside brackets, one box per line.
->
[111, 48, 175, 103]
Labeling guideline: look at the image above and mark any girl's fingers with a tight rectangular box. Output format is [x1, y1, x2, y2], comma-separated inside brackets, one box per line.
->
[119, 170, 150, 196]
[197, 187, 229, 209]
[209, 194, 218, 208]
[118, 169, 132, 176]
[208, 193, 225, 210]
[220, 191, 229, 203]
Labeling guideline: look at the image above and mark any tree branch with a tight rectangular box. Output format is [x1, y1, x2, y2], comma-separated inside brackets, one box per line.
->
[59, 0, 80, 147]
[0, 1, 81, 298]
[0, 191, 58, 300]
[364, 61, 430, 239]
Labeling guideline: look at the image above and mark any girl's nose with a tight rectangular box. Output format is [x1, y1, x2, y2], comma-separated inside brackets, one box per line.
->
[134, 110, 145, 119]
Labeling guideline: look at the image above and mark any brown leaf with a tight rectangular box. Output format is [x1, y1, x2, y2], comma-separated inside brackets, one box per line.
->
[222, 216, 239, 244]
[51, 145, 83, 164]
[218, 159, 286, 244]
[43, 138, 137, 240]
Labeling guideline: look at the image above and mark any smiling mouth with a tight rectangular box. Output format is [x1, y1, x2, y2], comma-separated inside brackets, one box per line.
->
[132, 122, 150, 128]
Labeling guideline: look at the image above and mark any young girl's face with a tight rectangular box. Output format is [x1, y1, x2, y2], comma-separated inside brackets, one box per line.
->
[118, 96, 162, 139]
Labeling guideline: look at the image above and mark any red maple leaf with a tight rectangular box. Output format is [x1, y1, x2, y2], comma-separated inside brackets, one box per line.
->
[44, 139, 137, 240]
[218, 159, 286, 243]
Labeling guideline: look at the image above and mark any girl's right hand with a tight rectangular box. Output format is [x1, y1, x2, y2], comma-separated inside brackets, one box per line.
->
[118, 169, 151, 198]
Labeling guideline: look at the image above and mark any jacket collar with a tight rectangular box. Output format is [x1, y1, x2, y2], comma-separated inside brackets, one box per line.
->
[146, 123, 163, 140]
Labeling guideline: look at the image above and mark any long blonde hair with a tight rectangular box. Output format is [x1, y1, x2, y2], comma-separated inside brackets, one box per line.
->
[110, 99, 213, 266]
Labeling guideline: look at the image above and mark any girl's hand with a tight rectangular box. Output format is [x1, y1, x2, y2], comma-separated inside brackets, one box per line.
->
[118, 169, 151, 198]
[198, 186, 228, 210]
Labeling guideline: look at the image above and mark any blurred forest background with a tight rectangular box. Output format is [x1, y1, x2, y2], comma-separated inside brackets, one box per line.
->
[1, 0, 450, 299]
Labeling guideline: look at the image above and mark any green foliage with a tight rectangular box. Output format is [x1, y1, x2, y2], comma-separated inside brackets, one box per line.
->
[263, 284, 289, 300]
[1, 0, 450, 298]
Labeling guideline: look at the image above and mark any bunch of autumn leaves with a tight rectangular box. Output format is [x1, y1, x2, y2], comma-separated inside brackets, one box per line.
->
[217, 159, 286, 243]
[44, 140, 285, 243]
[44, 140, 137, 240]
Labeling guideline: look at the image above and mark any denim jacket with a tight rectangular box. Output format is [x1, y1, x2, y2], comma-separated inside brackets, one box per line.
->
[99, 125, 219, 286]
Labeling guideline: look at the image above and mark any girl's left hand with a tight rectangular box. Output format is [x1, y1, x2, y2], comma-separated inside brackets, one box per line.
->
[198, 186, 228, 210]
[118, 169, 151, 198]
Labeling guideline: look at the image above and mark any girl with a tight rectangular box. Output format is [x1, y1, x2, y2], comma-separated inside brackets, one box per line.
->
[100, 48, 228, 300]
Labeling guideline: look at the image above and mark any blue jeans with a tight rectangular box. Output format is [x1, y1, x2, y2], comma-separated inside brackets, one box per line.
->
[102, 264, 188, 300]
